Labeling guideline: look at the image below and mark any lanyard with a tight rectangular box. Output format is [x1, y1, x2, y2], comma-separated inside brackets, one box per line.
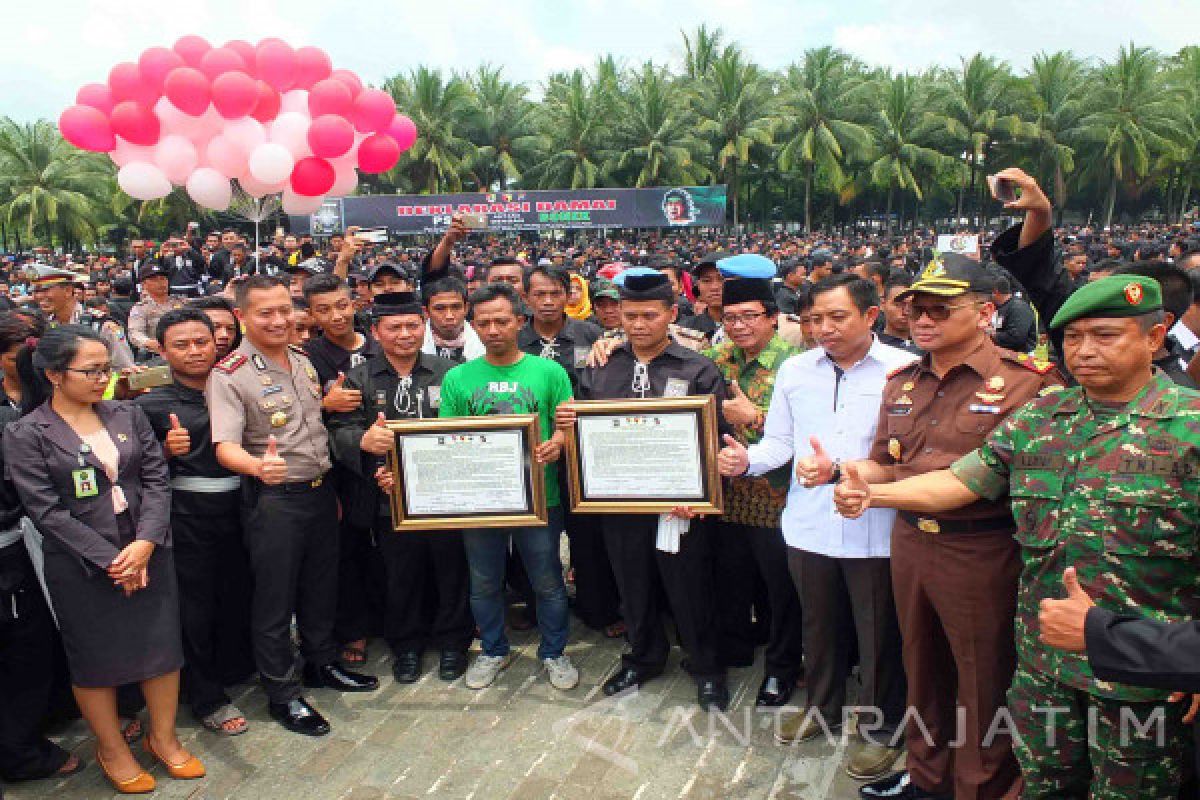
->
[632, 362, 650, 398]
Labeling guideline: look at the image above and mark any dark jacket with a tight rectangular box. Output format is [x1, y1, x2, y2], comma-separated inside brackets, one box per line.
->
[1086, 607, 1200, 693]
[3, 401, 171, 573]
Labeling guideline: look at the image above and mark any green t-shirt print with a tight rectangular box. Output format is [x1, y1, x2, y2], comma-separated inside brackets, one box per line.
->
[439, 353, 573, 508]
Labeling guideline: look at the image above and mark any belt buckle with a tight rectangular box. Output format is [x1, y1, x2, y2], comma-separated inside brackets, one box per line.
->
[917, 517, 940, 534]
[311, 476, 323, 489]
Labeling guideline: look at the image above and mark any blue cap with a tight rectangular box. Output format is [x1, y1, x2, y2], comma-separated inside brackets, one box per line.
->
[717, 253, 776, 279]
[612, 267, 659, 287]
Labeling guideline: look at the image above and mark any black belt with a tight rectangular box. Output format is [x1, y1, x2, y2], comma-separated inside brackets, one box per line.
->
[255, 473, 327, 493]
[898, 512, 1014, 535]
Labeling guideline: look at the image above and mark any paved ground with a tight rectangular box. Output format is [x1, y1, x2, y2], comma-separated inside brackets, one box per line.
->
[8, 619, 895, 800]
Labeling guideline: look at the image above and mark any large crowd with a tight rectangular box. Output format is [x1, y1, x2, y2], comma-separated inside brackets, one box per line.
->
[1, 165, 1200, 799]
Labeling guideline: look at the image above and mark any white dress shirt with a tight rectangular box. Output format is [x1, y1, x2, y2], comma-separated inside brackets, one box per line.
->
[746, 337, 918, 558]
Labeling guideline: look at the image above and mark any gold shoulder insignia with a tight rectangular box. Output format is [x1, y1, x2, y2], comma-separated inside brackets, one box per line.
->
[887, 363, 916, 380]
[1037, 384, 1064, 397]
[214, 353, 247, 374]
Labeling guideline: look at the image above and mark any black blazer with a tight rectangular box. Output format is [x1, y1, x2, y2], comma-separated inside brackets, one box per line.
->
[3, 400, 171, 573]
[1086, 607, 1200, 693]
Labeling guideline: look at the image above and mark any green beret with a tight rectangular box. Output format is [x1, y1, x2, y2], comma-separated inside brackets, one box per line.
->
[1048, 275, 1162, 330]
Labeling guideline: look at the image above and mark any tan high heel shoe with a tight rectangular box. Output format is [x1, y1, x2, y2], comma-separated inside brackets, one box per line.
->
[144, 738, 206, 780]
[96, 750, 156, 794]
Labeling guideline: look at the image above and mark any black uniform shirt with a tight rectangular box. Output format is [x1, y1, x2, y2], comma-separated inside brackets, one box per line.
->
[304, 333, 382, 390]
[518, 316, 603, 380]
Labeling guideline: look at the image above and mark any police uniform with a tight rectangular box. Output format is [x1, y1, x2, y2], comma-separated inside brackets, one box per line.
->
[134, 380, 254, 716]
[127, 264, 186, 356]
[577, 272, 731, 705]
[327, 297, 472, 677]
[867, 255, 1063, 800]
[952, 276, 1200, 798]
[31, 266, 134, 369]
[207, 338, 342, 706]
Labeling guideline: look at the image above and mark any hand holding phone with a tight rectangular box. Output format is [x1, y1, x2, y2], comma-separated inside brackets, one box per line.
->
[461, 213, 488, 230]
[987, 175, 1017, 204]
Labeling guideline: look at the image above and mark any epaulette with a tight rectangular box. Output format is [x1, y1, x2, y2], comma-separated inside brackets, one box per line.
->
[214, 353, 247, 374]
[1010, 351, 1057, 375]
[887, 362, 917, 380]
[1037, 384, 1064, 398]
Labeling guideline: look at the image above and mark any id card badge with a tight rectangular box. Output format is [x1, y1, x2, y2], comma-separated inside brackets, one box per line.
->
[574, 346, 591, 368]
[663, 377, 689, 398]
[73, 468, 99, 499]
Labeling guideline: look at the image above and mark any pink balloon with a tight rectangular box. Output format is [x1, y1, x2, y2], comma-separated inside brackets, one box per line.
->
[293, 46, 332, 89]
[200, 47, 247, 81]
[224, 40, 257, 71]
[387, 114, 418, 152]
[173, 35, 212, 69]
[164, 67, 211, 116]
[328, 156, 359, 196]
[308, 79, 352, 118]
[138, 47, 185, 94]
[282, 189, 325, 215]
[307, 115, 354, 159]
[109, 102, 160, 146]
[153, 134, 199, 185]
[224, 117, 267, 153]
[290, 156, 335, 196]
[256, 39, 297, 92]
[206, 135, 249, 179]
[186, 167, 233, 210]
[248, 142, 295, 184]
[59, 105, 114, 152]
[237, 173, 286, 198]
[357, 133, 400, 173]
[109, 61, 157, 106]
[186, 106, 225, 148]
[350, 88, 396, 134]
[279, 89, 310, 115]
[76, 83, 115, 115]
[250, 81, 281, 123]
[153, 97, 190, 137]
[269, 112, 312, 158]
[330, 69, 363, 97]
[212, 71, 258, 118]
[109, 136, 155, 168]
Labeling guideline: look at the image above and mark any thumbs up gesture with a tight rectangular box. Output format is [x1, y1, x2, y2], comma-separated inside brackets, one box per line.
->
[258, 434, 288, 485]
[322, 371, 363, 413]
[1037, 567, 1095, 652]
[721, 382, 760, 428]
[832, 462, 871, 518]
[361, 411, 395, 456]
[796, 435, 834, 487]
[717, 433, 749, 477]
[164, 412, 191, 457]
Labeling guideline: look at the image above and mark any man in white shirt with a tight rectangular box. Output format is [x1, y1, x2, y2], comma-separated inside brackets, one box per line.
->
[719, 274, 917, 782]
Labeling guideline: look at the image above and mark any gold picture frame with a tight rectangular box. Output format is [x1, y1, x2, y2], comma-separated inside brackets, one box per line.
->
[564, 395, 724, 514]
[384, 414, 547, 531]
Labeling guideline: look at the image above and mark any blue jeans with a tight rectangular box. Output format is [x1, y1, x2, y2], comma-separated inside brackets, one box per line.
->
[462, 507, 568, 660]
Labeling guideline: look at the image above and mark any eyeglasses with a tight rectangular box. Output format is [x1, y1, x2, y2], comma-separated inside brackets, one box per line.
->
[722, 311, 768, 327]
[65, 366, 114, 381]
[906, 301, 978, 322]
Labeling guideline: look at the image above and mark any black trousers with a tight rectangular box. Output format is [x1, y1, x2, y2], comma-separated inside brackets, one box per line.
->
[376, 517, 473, 655]
[0, 542, 69, 782]
[602, 514, 722, 680]
[715, 522, 805, 679]
[564, 508, 621, 630]
[241, 478, 339, 704]
[333, 520, 385, 646]
[171, 505, 252, 718]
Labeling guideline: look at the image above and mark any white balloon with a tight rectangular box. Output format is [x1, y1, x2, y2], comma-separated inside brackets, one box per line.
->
[248, 142, 294, 184]
[268, 111, 312, 158]
[153, 134, 199, 185]
[154, 97, 192, 138]
[223, 117, 266, 154]
[281, 188, 325, 215]
[110, 136, 155, 168]
[117, 162, 172, 201]
[280, 89, 310, 115]
[186, 167, 232, 211]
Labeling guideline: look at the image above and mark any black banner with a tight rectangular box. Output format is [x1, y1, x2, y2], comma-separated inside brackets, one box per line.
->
[295, 186, 728, 235]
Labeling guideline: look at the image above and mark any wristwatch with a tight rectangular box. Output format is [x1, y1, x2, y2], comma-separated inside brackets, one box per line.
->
[828, 460, 843, 485]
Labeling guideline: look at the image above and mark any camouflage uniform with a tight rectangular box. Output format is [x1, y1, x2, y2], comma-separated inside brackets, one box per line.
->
[952, 371, 1200, 798]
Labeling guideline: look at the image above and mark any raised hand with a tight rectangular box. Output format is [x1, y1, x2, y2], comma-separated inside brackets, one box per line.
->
[722, 382, 760, 427]
[361, 412, 394, 455]
[717, 433, 749, 477]
[323, 371, 363, 413]
[1037, 567, 1095, 652]
[164, 413, 191, 457]
[795, 435, 833, 487]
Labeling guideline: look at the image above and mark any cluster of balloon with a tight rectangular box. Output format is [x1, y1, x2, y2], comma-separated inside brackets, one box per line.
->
[59, 36, 419, 214]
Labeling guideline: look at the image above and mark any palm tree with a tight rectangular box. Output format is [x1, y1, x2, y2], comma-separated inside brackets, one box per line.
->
[1164, 46, 1200, 222]
[777, 46, 873, 231]
[1077, 43, 1188, 227]
[691, 46, 776, 224]
[1019, 52, 1088, 221]
[524, 69, 613, 189]
[681, 25, 724, 80]
[462, 66, 540, 190]
[0, 118, 111, 251]
[383, 67, 474, 193]
[610, 62, 709, 187]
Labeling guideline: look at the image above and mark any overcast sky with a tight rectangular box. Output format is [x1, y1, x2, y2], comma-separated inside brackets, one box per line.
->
[7, 0, 1199, 122]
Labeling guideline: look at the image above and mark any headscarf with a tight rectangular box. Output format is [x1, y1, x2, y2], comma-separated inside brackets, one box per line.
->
[565, 273, 592, 320]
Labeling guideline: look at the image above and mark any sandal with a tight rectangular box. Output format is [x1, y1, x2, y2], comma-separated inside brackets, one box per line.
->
[201, 704, 248, 736]
[604, 620, 628, 639]
[119, 717, 143, 744]
[341, 642, 368, 666]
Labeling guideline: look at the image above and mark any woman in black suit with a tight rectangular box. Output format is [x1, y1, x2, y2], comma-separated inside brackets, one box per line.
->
[4, 325, 203, 794]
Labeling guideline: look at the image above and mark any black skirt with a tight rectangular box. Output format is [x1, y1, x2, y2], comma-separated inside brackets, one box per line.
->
[43, 513, 183, 688]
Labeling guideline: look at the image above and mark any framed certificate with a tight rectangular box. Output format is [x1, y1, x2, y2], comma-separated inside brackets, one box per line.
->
[384, 414, 547, 530]
[564, 396, 724, 514]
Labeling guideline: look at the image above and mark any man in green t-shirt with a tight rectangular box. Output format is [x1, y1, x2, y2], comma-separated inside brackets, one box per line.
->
[438, 283, 578, 692]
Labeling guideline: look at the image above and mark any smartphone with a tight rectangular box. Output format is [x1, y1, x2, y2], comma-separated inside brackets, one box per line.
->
[987, 174, 1017, 204]
[126, 365, 173, 391]
[461, 213, 488, 230]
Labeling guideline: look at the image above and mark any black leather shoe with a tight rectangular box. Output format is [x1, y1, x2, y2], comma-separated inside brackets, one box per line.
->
[697, 678, 730, 711]
[859, 771, 951, 800]
[438, 650, 468, 681]
[268, 697, 330, 736]
[755, 675, 792, 707]
[303, 663, 380, 692]
[391, 651, 422, 684]
[602, 666, 660, 696]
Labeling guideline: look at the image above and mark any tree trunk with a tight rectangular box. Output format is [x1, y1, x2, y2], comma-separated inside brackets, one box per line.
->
[967, 150, 979, 229]
[1053, 164, 1066, 227]
[1103, 173, 1118, 229]
[955, 168, 966, 226]
[885, 188, 894, 234]
[804, 163, 813, 233]
[1181, 179, 1193, 223]
[730, 160, 739, 227]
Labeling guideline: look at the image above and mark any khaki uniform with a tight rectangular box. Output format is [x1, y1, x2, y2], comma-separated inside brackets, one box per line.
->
[125, 295, 186, 352]
[54, 303, 134, 369]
